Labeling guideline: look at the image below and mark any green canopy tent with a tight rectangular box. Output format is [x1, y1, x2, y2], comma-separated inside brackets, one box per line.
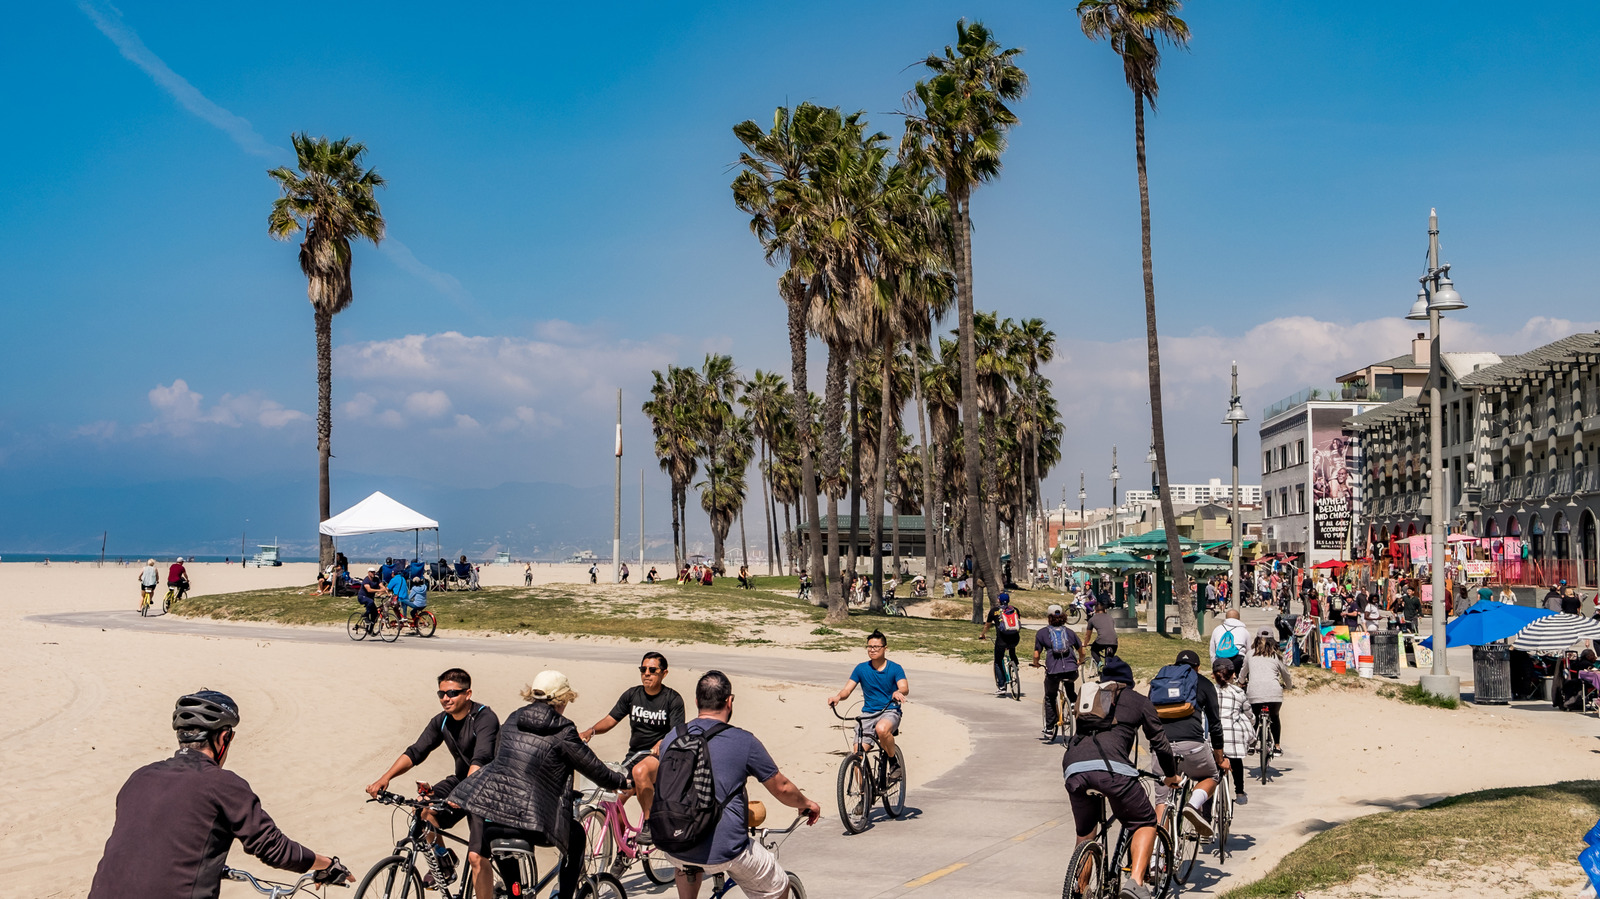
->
[1184, 552, 1232, 571]
[1101, 529, 1204, 633]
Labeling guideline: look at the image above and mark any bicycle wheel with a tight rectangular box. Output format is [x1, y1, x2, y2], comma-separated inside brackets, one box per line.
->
[576, 872, 625, 899]
[139, 595, 151, 617]
[413, 610, 437, 638]
[836, 753, 871, 834]
[1175, 804, 1202, 884]
[1061, 839, 1105, 899]
[1065, 607, 1084, 626]
[347, 610, 371, 641]
[1214, 778, 1233, 863]
[161, 593, 171, 614]
[1009, 658, 1022, 701]
[786, 872, 808, 899]
[578, 807, 615, 877]
[354, 856, 425, 899]
[640, 845, 676, 885]
[1257, 715, 1272, 785]
[378, 609, 402, 643]
[1143, 826, 1177, 899]
[880, 745, 907, 818]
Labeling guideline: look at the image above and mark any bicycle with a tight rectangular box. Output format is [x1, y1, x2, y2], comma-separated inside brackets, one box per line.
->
[1155, 774, 1205, 884]
[830, 704, 907, 834]
[1254, 704, 1278, 785]
[883, 597, 908, 617]
[1212, 766, 1234, 866]
[226, 860, 352, 898]
[140, 587, 169, 617]
[1033, 662, 1075, 744]
[1062, 771, 1176, 899]
[164, 580, 189, 608]
[358, 790, 624, 899]
[686, 814, 808, 899]
[997, 649, 1023, 701]
[382, 596, 437, 639]
[576, 765, 676, 885]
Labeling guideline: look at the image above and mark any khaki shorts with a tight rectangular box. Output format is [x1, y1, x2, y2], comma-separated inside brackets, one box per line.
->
[668, 839, 790, 899]
[1155, 740, 1219, 804]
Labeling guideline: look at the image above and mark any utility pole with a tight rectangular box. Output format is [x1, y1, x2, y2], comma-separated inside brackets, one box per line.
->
[639, 468, 645, 573]
[1224, 362, 1249, 610]
[613, 389, 622, 584]
[1110, 446, 1121, 541]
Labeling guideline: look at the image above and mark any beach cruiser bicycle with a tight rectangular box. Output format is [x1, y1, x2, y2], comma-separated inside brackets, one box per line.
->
[140, 587, 170, 617]
[1254, 704, 1278, 786]
[831, 704, 907, 834]
[165, 578, 190, 608]
[1033, 662, 1076, 744]
[380, 595, 437, 639]
[1155, 773, 1223, 884]
[1063, 770, 1176, 899]
[685, 813, 808, 899]
[226, 861, 351, 899]
[998, 650, 1023, 701]
[358, 790, 624, 899]
[576, 764, 676, 884]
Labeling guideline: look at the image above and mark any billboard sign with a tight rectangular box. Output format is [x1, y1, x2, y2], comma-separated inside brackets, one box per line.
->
[1311, 408, 1356, 551]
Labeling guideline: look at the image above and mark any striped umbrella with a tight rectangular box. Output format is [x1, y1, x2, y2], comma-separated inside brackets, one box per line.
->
[1511, 613, 1600, 653]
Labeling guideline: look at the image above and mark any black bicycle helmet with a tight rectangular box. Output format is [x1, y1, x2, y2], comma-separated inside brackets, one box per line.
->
[173, 690, 240, 732]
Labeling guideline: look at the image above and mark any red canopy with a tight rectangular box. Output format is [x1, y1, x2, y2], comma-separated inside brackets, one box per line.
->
[1312, 559, 1348, 570]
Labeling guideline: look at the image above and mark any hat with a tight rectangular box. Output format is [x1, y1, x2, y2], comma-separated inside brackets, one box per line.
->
[528, 670, 572, 701]
[368, 566, 378, 573]
[1176, 649, 1201, 668]
[1101, 656, 1135, 686]
[998, 592, 1011, 604]
[1047, 604, 1064, 615]
[1258, 627, 1275, 638]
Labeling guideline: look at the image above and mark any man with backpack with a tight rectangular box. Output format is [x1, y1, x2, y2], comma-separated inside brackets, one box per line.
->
[979, 592, 1025, 696]
[1032, 604, 1086, 739]
[1147, 650, 1226, 840]
[648, 671, 821, 899]
[1209, 608, 1252, 677]
[1063, 656, 1179, 899]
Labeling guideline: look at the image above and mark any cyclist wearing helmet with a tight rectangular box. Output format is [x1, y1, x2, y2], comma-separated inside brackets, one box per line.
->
[89, 690, 348, 899]
[979, 592, 1024, 697]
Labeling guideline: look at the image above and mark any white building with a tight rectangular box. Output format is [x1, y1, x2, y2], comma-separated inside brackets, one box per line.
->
[1125, 479, 1261, 508]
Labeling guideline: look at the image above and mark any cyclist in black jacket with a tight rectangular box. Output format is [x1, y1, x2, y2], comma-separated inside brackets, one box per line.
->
[88, 691, 347, 899]
[1149, 650, 1227, 840]
[367, 668, 499, 899]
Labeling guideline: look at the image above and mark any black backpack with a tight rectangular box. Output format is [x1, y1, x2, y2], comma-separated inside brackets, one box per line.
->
[646, 722, 738, 853]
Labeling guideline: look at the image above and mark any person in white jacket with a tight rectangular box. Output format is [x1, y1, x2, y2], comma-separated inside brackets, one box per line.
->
[1209, 609, 1253, 677]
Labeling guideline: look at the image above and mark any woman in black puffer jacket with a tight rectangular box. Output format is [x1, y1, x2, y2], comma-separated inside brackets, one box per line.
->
[450, 670, 628, 897]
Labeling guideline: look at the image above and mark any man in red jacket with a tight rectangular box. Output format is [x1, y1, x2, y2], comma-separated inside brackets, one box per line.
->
[89, 691, 348, 899]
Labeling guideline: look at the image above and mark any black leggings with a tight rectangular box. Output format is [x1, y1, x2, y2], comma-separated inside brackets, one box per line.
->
[483, 819, 583, 899]
[1226, 756, 1245, 793]
[993, 635, 1020, 688]
[1043, 671, 1079, 727]
[1253, 702, 1283, 747]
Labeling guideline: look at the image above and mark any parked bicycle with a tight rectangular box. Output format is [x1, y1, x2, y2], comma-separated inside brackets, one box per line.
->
[576, 765, 676, 884]
[226, 861, 351, 899]
[357, 790, 623, 899]
[685, 813, 808, 899]
[831, 704, 907, 834]
[1063, 771, 1176, 899]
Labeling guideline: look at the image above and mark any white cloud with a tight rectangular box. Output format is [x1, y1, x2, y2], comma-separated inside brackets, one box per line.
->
[342, 392, 379, 418]
[404, 390, 453, 418]
[78, 1, 283, 159]
[138, 379, 309, 436]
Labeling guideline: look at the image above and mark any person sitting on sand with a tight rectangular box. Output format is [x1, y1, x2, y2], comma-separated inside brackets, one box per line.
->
[737, 565, 751, 590]
[701, 565, 714, 586]
[646, 566, 658, 584]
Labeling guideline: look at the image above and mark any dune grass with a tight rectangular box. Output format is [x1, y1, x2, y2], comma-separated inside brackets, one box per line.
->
[1377, 682, 1461, 709]
[1222, 780, 1600, 897]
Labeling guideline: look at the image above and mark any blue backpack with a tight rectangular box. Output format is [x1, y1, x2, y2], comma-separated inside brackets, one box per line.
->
[1148, 664, 1198, 720]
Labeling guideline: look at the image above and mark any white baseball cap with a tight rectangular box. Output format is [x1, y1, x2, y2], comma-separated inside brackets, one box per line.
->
[529, 670, 572, 700]
[1047, 604, 1064, 615]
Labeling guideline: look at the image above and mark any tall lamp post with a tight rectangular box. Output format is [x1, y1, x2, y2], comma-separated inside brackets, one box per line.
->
[1224, 363, 1249, 609]
[1110, 446, 1121, 541]
[1407, 208, 1466, 701]
[1078, 472, 1087, 558]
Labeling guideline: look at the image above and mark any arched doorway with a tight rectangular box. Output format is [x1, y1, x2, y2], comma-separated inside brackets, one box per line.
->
[1553, 512, 1571, 561]
[1487, 518, 1502, 537]
[1509, 516, 1522, 537]
[1531, 514, 1546, 560]
[1583, 511, 1598, 588]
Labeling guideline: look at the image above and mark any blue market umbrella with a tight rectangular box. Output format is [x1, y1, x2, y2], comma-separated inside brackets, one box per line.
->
[1421, 600, 1555, 648]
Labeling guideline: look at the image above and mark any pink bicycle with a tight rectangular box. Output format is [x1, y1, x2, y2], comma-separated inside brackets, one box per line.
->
[577, 770, 676, 885]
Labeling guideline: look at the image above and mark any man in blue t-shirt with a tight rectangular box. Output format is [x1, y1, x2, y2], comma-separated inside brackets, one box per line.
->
[654, 671, 820, 898]
[828, 630, 910, 767]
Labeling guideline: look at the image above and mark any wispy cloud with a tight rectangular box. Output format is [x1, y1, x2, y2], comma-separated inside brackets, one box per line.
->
[380, 239, 477, 310]
[78, 1, 283, 159]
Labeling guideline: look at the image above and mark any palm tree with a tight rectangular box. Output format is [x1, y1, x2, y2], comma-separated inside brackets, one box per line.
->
[697, 354, 740, 572]
[1077, 0, 1197, 638]
[1013, 318, 1056, 572]
[644, 366, 702, 568]
[267, 134, 385, 567]
[921, 338, 962, 577]
[741, 371, 789, 575]
[975, 312, 1023, 594]
[906, 20, 1027, 620]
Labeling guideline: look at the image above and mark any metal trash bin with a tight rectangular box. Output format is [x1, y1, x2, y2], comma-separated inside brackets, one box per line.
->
[1371, 630, 1400, 678]
[1472, 644, 1512, 705]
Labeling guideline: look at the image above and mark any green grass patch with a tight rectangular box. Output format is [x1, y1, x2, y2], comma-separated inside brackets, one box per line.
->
[177, 585, 729, 643]
[1376, 682, 1460, 709]
[1222, 781, 1600, 897]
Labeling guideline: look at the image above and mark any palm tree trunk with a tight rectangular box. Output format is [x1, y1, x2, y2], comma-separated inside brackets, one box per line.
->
[983, 410, 1002, 596]
[870, 338, 893, 611]
[783, 502, 795, 576]
[954, 196, 994, 621]
[786, 284, 826, 604]
[738, 506, 749, 573]
[670, 486, 682, 570]
[315, 307, 334, 568]
[914, 340, 938, 591]
[847, 367, 862, 580]
[759, 438, 775, 575]
[1133, 91, 1195, 639]
[822, 346, 848, 621]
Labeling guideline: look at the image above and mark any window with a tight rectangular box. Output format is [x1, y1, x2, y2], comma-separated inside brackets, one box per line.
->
[1279, 446, 1289, 469]
[1296, 485, 1306, 514]
[1265, 495, 1274, 517]
[1264, 451, 1273, 474]
[1296, 439, 1305, 465]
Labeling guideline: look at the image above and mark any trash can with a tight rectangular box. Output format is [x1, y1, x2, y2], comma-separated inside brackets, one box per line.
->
[1371, 631, 1400, 678]
[1472, 644, 1512, 705]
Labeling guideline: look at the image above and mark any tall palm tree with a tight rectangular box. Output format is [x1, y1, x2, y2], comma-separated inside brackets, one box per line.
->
[1013, 318, 1055, 572]
[975, 312, 1024, 593]
[644, 366, 702, 568]
[921, 338, 962, 576]
[697, 354, 739, 572]
[1077, 0, 1197, 638]
[741, 370, 789, 575]
[267, 134, 385, 567]
[906, 19, 1027, 620]
[733, 104, 838, 600]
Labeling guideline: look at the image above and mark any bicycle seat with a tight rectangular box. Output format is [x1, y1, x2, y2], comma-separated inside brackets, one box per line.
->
[490, 838, 534, 855]
[1084, 788, 1105, 798]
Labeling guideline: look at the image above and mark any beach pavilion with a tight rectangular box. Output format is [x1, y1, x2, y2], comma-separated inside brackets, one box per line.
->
[319, 491, 442, 559]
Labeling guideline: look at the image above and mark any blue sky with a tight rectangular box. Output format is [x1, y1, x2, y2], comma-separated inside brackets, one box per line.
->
[2, 1, 1597, 536]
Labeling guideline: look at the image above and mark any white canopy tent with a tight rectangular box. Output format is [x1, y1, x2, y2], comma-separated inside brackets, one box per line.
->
[319, 492, 440, 558]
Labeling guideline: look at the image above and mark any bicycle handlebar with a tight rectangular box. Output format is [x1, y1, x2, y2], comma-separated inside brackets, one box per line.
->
[829, 703, 903, 722]
[369, 789, 446, 812]
[225, 859, 350, 896]
[753, 813, 810, 837]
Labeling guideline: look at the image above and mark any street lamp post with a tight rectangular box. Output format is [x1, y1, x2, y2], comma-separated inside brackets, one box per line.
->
[1110, 446, 1121, 542]
[1078, 471, 1087, 560]
[1224, 363, 1249, 610]
[1407, 208, 1466, 701]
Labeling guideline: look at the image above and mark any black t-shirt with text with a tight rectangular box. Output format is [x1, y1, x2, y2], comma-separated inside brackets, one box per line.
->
[608, 685, 687, 754]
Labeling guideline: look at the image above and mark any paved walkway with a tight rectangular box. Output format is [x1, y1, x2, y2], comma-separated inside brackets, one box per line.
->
[36, 609, 1301, 896]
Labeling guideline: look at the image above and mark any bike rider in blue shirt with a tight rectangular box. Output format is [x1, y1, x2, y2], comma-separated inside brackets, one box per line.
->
[828, 630, 909, 771]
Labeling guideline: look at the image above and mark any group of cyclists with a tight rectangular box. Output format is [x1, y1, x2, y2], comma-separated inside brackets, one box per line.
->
[136, 557, 189, 609]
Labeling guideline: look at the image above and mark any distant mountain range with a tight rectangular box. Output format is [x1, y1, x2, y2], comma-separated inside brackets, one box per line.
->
[0, 474, 691, 561]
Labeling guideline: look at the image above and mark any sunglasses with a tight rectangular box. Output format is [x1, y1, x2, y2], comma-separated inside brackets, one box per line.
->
[436, 689, 467, 699]
[639, 666, 663, 674]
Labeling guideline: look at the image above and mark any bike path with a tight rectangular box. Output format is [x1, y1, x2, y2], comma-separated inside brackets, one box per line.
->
[32, 610, 1284, 897]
